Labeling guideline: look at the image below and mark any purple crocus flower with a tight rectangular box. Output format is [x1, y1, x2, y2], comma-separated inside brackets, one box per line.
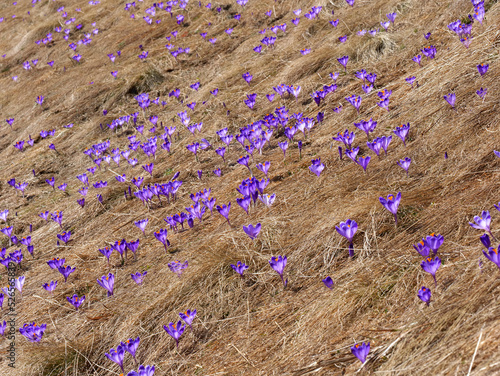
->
[242, 72, 253, 85]
[121, 337, 141, 362]
[97, 273, 115, 297]
[231, 261, 249, 277]
[168, 260, 188, 278]
[164, 321, 185, 348]
[243, 223, 261, 240]
[474, 61, 489, 76]
[357, 156, 371, 172]
[322, 276, 334, 289]
[393, 123, 410, 146]
[269, 255, 287, 287]
[379, 192, 401, 225]
[56, 231, 72, 244]
[423, 233, 444, 255]
[15, 276, 25, 296]
[476, 88, 487, 99]
[216, 203, 231, 225]
[413, 240, 430, 257]
[19, 323, 47, 343]
[336, 219, 358, 258]
[105, 345, 125, 372]
[480, 234, 491, 249]
[483, 247, 500, 270]
[418, 286, 431, 306]
[66, 294, 85, 311]
[345, 95, 361, 113]
[134, 218, 149, 236]
[47, 257, 65, 269]
[179, 309, 197, 330]
[1, 226, 13, 238]
[256, 161, 270, 177]
[345, 0, 355, 6]
[154, 229, 170, 251]
[43, 281, 58, 293]
[421, 257, 441, 286]
[236, 196, 251, 214]
[309, 158, 325, 177]
[237, 155, 252, 175]
[127, 239, 140, 259]
[397, 157, 411, 176]
[58, 265, 75, 282]
[386, 12, 397, 23]
[444, 93, 456, 109]
[131, 271, 147, 285]
[127, 365, 155, 376]
[142, 163, 154, 176]
[351, 342, 370, 363]
[412, 55, 422, 66]
[99, 247, 112, 265]
[337, 55, 349, 71]
[469, 211, 492, 234]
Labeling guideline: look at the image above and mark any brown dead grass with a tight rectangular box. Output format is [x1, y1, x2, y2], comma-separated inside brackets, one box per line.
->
[1, 0, 500, 375]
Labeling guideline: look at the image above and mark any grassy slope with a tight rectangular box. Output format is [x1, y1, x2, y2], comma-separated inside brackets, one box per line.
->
[1, 0, 500, 374]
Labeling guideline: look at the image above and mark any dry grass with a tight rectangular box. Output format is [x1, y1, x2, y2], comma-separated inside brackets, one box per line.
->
[1, 0, 500, 374]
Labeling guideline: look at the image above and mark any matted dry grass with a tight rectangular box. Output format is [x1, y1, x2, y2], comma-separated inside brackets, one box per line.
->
[1, 0, 500, 375]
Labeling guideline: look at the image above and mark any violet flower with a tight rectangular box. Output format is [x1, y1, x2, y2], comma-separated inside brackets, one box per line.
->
[397, 157, 411, 176]
[418, 286, 431, 306]
[256, 161, 270, 177]
[357, 156, 371, 172]
[121, 337, 140, 362]
[179, 309, 197, 330]
[154, 229, 170, 251]
[309, 158, 325, 177]
[393, 123, 410, 146]
[379, 192, 401, 225]
[168, 260, 188, 278]
[43, 281, 58, 293]
[105, 345, 125, 372]
[231, 261, 248, 277]
[134, 219, 149, 236]
[163, 321, 185, 348]
[216, 203, 231, 225]
[351, 342, 370, 363]
[243, 223, 261, 240]
[66, 294, 85, 310]
[469, 210, 493, 237]
[131, 271, 147, 285]
[269, 255, 287, 287]
[97, 273, 115, 297]
[335, 219, 358, 258]
[322, 276, 334, 289]
[444, 93, 456, 109]
[58, 265, 75, 282]
[337, 55, 349, 71]
[413, 240, 430, 257]
[421, 257, 441, 286]
[57, 231, 71, 244]
[477, 63, 489, 76]
[483, 247, 500, 270]
[423, 233, 444, 255]
[19, 322, 47, 343]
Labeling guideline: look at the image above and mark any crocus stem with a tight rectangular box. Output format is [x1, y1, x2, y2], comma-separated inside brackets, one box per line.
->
[488, 230, 498, 242]
[349, 242, 354, 258]
[394, 214, 398, 227]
